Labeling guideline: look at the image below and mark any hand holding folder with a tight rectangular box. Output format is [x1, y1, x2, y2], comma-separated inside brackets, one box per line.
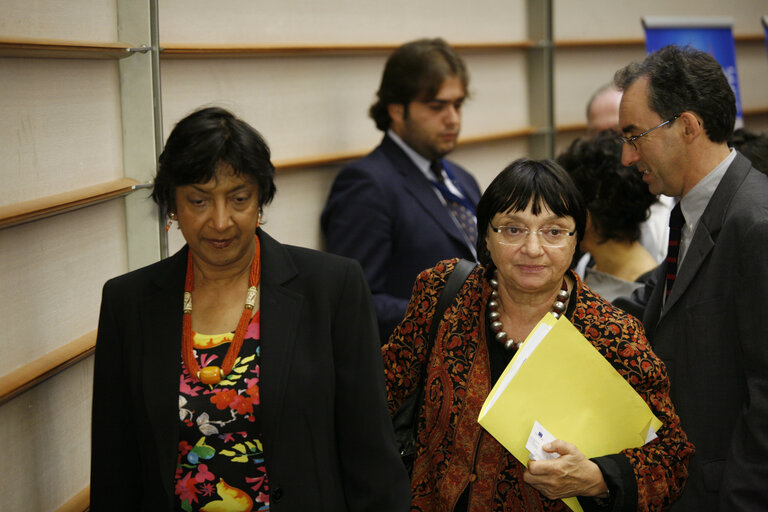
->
[477, 313, 662, 512]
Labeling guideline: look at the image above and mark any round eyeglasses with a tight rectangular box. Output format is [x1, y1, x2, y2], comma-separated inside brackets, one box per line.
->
[618, 113, 680, 150]
[490, 224, 576, 247]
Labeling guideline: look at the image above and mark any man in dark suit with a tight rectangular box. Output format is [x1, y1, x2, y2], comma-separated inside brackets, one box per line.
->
[614, 45, 768, 510]
[321, 38, 481, 344]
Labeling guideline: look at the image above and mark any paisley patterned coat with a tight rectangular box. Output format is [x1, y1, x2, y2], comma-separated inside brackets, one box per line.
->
[383, 259, 693, 511]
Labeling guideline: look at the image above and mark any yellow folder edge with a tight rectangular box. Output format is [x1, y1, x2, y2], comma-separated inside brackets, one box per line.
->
[478, 313, 662, 512]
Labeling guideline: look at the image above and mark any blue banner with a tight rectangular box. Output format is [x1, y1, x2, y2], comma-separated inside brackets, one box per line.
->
[763, 16, 768, 57]
[643, 17, 743, 128]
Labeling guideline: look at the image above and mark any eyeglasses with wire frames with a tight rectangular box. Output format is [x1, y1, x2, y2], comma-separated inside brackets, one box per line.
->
[489, 224, 576, 247]
[618, 113, 680, 150]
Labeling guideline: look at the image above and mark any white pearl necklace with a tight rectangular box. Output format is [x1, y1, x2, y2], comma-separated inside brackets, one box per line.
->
[487, 272, 569, 351]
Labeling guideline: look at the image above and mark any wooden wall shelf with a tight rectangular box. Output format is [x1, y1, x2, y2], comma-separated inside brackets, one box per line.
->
[2, 35, 761, 60]
[159, 41, 533, 58]
[0, 331, 95, 406]
[57, 486, 90, 512]
[555, 33, 765, 49]
[0, 37, 136, 59]
[0, 178, 143, 229]
[274, 127, 537, 170]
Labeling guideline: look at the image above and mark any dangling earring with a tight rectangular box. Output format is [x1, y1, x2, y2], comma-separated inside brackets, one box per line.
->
[166, 212, 177, 232]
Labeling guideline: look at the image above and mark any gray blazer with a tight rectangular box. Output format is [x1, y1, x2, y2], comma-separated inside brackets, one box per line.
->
[630, 153, 768, 511]
[90, 229, 411, 511]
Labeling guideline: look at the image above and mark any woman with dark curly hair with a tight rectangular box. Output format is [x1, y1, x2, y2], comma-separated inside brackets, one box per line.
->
[557, 131, 659, 301]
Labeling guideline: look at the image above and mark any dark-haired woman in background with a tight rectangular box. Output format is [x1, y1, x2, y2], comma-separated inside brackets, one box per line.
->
[729, 127, 768, 175]
[90, 107, 410, 511]
[557, 131, 659, 302]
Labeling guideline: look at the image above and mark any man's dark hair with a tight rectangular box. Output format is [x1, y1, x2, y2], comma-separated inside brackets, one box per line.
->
[614, 45, 736, 142]
[369, 38, 469, 131]
[476, 158, 586, 274]
[729, 128, 768, 176]
[557, 131, 657, 243]
[152, 106, 276, 215]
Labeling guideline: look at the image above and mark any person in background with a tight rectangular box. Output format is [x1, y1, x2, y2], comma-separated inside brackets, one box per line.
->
[558, 131, 658, 302]
[584, 82, 672, 266]
[383, 158, 693, 511]
[729, 127, 768, 175]
[614, 45, 768, 510]
[321, 38, 481, 344]
[90, 106, 411, 511]
[586, 83, 623, 134]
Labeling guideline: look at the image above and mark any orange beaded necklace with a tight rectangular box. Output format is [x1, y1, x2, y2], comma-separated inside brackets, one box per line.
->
[181, 236, 261, 385]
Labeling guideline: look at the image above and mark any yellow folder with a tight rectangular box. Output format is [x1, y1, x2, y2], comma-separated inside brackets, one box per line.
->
[477, 313, 662, 512]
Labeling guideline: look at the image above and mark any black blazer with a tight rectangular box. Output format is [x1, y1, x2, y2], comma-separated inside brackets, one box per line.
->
[321, 135, 481, 343]
[90, 229, 411, 511]
[618, 153, 768, 511]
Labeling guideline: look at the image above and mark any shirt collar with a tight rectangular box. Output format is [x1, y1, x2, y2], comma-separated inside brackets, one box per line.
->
[387, 129, 433, 181]
[679, 148, 736, 229]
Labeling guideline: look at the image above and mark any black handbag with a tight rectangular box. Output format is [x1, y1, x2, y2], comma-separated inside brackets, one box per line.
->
[392, 259, 476, 475]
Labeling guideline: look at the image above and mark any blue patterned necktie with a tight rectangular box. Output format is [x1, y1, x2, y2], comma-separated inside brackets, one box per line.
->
[430, 160, 477, 247]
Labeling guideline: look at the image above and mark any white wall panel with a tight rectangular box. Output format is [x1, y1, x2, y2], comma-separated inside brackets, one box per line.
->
[265, 166, 341, 250]
[554, 0, 767, 40]
[460, 52, 529, 135]
[553, 47, 646, 127]
[0, 357, 93, 512]
[159, 0, 527, 44]
[0, 202, 127, 371]
[737, 44, 768, 110]
[0, 58, 124, 206]
[0, 0, 117, 42]
[451, 138, 531, 191]
[161, 51, 528, 164]
[160, 55, 386, 163]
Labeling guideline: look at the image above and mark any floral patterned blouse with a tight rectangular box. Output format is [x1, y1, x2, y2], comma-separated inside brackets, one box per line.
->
[175, 312, 270, 512]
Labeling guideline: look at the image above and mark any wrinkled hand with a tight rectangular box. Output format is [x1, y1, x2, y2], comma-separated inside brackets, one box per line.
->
[523, 439, 608, 500]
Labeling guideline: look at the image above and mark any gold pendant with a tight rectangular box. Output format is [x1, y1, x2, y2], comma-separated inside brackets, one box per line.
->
[198, 365, 224, 385]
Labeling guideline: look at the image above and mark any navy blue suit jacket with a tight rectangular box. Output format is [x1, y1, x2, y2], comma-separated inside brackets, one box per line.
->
[321, 135, 481, 343]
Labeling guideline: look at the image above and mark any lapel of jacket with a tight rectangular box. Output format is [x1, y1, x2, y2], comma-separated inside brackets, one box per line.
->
[256, 229, 303, 457]
[380, 136, 471, 249]
[659, 153, 752, 319]
[140, 246, 188, 500]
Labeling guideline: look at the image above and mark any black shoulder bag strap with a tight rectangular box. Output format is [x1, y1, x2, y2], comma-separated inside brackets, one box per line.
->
[397, 258, 477, 472]
[419, 257, 476, 394]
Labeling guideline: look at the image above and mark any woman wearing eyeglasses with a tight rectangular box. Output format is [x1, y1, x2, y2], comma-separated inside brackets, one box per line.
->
[382, 158, 693, 511]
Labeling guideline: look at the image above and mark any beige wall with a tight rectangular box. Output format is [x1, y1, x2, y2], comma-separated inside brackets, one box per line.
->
[1, 1, 767, 509]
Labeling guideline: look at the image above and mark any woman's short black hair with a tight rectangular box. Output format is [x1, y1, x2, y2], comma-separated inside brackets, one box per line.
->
[476, 158, 586, 272]
[557, 131, 657, 243]
[151, 106, 276, 214]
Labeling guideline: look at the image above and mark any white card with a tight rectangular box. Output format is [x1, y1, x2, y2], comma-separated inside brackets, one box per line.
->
[526, 420, 560, 461]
